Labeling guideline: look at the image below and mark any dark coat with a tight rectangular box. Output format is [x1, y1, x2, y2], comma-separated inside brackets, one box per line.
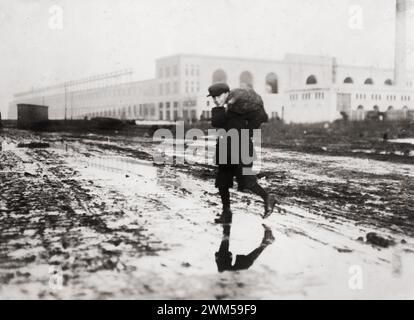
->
[211, 89, 268, 166]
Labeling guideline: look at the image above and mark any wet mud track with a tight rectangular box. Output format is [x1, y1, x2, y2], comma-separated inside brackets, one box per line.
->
[1, 132, 166, 298]
[1, 129, 414, 299]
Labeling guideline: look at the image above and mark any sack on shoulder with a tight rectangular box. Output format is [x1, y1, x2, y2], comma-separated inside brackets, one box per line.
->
[227, 88, 263, 114]
[227, 88, 268, 128]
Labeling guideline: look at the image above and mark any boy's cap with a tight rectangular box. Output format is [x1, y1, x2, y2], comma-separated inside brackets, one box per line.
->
[207, 83, 230, 97]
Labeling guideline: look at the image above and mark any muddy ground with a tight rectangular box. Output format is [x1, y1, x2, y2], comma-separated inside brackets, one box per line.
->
[0, 128, 413, 299]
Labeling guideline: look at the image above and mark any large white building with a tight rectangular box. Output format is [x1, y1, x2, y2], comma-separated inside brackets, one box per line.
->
[156, 52, 414, 123]
[9, 52, 414, 123]
[9, 0, 414, 124]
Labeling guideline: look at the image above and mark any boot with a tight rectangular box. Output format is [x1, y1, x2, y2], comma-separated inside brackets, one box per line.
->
[261, 224, 275, 245]
[263, 194, 277, 219]
[215, 208, 233, 224]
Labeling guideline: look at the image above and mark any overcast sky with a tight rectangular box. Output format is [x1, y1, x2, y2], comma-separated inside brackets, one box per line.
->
[1, 0, 413, 117]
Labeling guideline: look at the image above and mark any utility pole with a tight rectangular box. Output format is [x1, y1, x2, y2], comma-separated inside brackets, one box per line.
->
[71, 91, 74, 120]
[394, 0, 413, 86]
[64, 83, 67, 121]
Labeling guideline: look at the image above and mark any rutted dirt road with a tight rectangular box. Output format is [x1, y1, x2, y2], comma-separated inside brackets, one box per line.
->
[1, 128, 413, 299]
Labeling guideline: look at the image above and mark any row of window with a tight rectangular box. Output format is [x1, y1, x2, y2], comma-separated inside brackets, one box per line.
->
[290, 94, 299, 101]
[315, 92, 325, 99]
[158, 81, 201, 95]
[159, 65, 178, 78]
[348, 78, 413, 87]
[159, 82, 179, 95]
[86, 103, 156, 118]
[158, 64, 200, 79]
[158, 101, 179, 110]
[356, 93, 411, 101]
[159, 109, 197, 121]
[302, 93, 312, 100]
[158, 100, 197, 110]
[185, 81, 200, 94]
[357, 105, 410, 111]
[289, 92, 325, 101]
[212, 70, 280, 93]
[346, 78, 392, 85]
[84, 102, 200, 121]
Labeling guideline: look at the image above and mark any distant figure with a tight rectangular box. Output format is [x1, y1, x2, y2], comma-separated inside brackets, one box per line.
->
[382, 131, 389, 142]
[207, 83, 278, 224]
[340, 111, 349, 121]
[215, 224, 275, 272]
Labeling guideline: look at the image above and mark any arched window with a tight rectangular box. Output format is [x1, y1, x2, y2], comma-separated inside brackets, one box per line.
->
[212, 69, 227, 84]
[344, 77, 354, 84]
[240, 71, 254, 89]
[265, 73, 278, 94]
[373, 105, 379, 111]
[364, 78, 374, 85]
[384, 79, 393, 86]
[306, 75, 317, 85]
[357, 105, 364, 110]
[387, 106, 394, 111]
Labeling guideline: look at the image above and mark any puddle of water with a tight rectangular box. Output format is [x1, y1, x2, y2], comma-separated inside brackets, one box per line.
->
[76, 155, 158, 179]
[390, 138, 414, 145]
[44, 141, 160, 188]
[1, 141, 18, 151]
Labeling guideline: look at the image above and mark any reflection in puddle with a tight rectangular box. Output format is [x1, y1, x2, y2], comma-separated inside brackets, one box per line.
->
[45, 141, 182, 189]
[1, 141, 17, 151]
[77, 155, 158, 179]
[43, 140, 156, 179]
[215, 224, 275, 272]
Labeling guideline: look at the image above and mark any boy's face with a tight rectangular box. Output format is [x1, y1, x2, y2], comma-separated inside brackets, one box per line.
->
[213, 92, 229, 107]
